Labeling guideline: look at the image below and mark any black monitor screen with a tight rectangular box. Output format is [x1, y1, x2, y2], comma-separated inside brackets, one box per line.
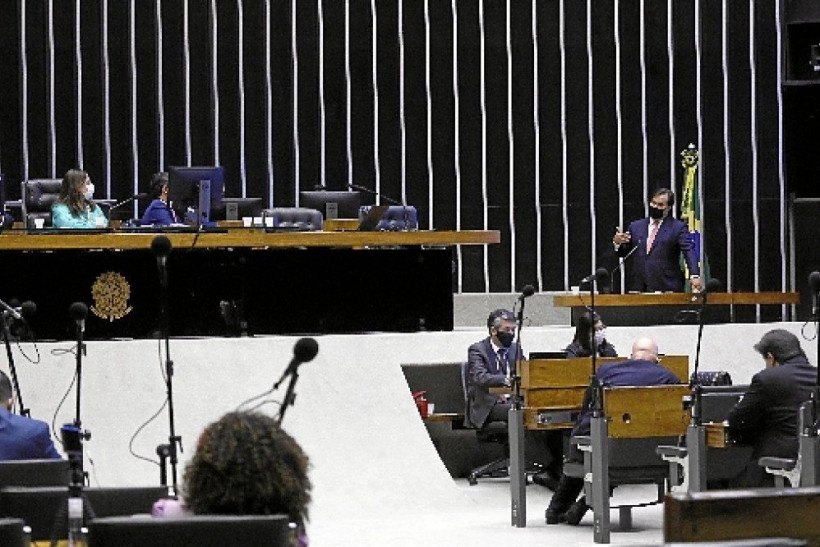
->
[168, 166, 225, 224]
[299, 190, 361, 219]
[220, 197, 264, 221]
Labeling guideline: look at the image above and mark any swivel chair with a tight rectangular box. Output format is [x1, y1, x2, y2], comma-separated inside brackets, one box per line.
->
[21, 179, 62, 228]
[261, 207, 323, 231]
[358, 205, 418, 231]
[460, 362, 509, 485]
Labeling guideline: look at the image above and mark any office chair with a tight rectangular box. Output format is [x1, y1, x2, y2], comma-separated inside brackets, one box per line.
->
[21, 178, 62, 228]
[460, 362, 509, 485]
[262, 207, 323, 231]
[358, 205, 418, 231]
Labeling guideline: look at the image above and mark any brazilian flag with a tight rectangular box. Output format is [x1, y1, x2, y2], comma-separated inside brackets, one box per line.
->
[680, 144, 709, 292]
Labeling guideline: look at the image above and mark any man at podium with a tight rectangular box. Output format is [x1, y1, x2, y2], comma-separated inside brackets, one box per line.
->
[613, 188, 702, 293]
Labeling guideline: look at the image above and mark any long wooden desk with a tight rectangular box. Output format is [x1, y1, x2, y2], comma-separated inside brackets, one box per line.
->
[553, 292, 798, 325]
[0, 230, 499, 340]
[519, 355, 689, 430]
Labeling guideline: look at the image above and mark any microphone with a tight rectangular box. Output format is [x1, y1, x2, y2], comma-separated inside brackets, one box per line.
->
[283, 337, 319, 376]
[0, 299, 36, 322]
[151, 235, 172, 288]
[517, 285, 536, 301]
[580, 267, 610, 285]
[110, 193, 148, 212]
[69, 302, 88, 333]
[609, 239, 642, 292]
[347, 183, 414, 231]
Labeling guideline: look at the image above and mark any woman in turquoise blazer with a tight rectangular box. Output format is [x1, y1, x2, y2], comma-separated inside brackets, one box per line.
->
[51, 169, 108, 228]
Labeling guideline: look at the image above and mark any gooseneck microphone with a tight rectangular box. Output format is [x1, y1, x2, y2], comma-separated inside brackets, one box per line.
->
[1, 299, 38, 417]
[580, 267, 610, 285]
[151, 235, 172, 288]
[276, 337, 320, 425]
[517, 285, 536, 302]
[610, 239, 642, 292]
[0, 299, 36, 322]
[109, 193, 148, 212]
[69, 302, 88, 334]
[347, 183, 413, 231]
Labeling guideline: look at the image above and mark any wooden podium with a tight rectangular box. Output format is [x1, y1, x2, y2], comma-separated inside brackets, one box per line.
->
[519, 355, 689, 430]
[553, 292, 799, 325]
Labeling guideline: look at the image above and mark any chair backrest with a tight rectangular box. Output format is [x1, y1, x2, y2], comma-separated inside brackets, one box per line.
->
[88, 514, 291, 547]
[603, 385, 691, 439]
[0, 518, 25, 547]
[0, 486, 166, 541]
[0, 459, 70, 488]
[21, 178, 62, 228]
[358, 205, 418, 231]
[400, 363, 464, 414]
[262, 207, 323, 231]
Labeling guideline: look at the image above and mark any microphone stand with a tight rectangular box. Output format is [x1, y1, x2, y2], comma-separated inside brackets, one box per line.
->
[157, 252, 182, 497]
[1, 313, 29, 416]
[275, 368, 301, 426]
[684, 287, 712, 492]
[507, 293, 530, 528]
[347, 183, 413, 231]
[610, 241, 640, 294]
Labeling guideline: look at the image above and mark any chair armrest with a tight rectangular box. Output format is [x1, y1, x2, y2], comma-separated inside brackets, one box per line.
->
[656, 445, 688, 459]
[571, 436, 592, 452]
[758, 457, 796, 472]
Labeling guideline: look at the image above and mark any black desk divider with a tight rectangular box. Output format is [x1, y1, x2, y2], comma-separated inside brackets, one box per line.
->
[0, 459, 70, 488]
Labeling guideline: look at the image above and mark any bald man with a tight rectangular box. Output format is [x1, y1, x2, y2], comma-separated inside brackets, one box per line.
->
[545, 336, 680, 526]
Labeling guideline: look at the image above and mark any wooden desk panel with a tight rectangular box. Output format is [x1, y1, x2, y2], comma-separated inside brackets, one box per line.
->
[603, 385, 691, 438]
[553, 292, 798, 307]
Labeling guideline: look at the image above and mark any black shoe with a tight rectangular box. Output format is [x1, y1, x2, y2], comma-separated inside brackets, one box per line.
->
[545, 508, 566, 525]
[532, 471, 560, 491]
[564, 498, 589, 526]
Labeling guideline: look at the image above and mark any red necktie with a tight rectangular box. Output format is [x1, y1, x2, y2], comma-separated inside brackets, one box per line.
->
[647, 220, 660, 253]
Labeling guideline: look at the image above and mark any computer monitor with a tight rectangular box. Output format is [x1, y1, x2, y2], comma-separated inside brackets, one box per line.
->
[167, 166, 225, 225]
[299, 190, 361, 219]
[221, 197, 264, 221]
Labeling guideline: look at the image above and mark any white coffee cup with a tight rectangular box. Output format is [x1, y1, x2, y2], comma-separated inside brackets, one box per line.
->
[571, 285, 580, 295]
[427, 403, 435, 415]
[33, 218, 45, 229]
[242, 217, 253, 228]
[264, 216, 274, 228]
[252, 217, 263, 227]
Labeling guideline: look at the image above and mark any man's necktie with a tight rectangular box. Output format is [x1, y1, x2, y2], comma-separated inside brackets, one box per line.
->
[497, 348, 508, 375]
[647, 220, 660, 253]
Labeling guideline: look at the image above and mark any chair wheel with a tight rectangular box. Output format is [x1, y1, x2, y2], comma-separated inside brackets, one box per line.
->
[468, 474, 478, 486]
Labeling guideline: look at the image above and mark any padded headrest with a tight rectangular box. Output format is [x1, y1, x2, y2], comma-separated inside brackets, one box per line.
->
[264, 207, 323, 231]
[24, 179, 63, 210]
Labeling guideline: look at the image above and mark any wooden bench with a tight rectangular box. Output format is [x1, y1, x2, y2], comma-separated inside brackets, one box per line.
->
[568, 384, 690, 544]
[664, 487, 820, 544]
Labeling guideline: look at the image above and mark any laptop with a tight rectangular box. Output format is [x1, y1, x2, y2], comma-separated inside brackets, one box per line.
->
[357, 205, 391, 232]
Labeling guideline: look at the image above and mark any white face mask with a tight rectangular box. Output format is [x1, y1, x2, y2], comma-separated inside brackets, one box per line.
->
[84, 182, 95, 201]
[594, 328, 607, 346]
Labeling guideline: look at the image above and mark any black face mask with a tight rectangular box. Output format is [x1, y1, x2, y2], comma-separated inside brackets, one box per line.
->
[648, 206, 665, 220]
[496, 331, 514, 348]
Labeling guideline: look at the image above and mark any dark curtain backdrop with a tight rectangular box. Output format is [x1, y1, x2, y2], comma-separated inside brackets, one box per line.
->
[0, 0, 789, 304]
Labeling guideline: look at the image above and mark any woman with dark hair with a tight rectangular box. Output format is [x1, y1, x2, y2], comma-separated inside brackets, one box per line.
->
[565, 312, 617, 358]
[51, 169, 108, 228]
[140, 172, 177, 225]
[180, 411, 312, 545]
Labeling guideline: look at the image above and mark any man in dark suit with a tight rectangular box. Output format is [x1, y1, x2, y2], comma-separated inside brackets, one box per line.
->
[465, 309, 518, 429]
[545, 336, 680, 525]
[727, 329, 816, 487]
[0, 371, 61, 460]
[613, 188, 702, 293]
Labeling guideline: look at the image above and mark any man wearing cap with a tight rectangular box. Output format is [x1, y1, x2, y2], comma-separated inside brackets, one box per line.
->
[727, 329, 816, 487]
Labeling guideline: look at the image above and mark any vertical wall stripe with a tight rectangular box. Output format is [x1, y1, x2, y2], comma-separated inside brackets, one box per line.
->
[20, 0, 29, 181]
[559, 0, 569, 290]
[129, 0, 139, 217]
[102, 0, 112, 195]
[532, 0, 543, 292]
[423, 0, 434, 230]
[318, 0, 327, 187]
[398, 0, 407, 203]
[666, 0, 676, 201]
[156, 0, 165, 169]
[775, 0, 787, 314]
[345, 0, 354, 188]
[211, 0, 220, 166]
[237, 0, 247, 195]
[451, 0, 463, 292]
[615, 0, 626, 293]
[505, 0, 516, 291]
[75, 0, 83, 169]
[479, 0, 489, 292]
[183, 0, 191, 165]
[47, 0, 56, 177]
[694, 0, 704, 265]
[585, 0, 596, 272]
[264, 0, 273, 206]
[639, 0, 648, 213]
[721, 0, 732, 295]
[370, 0, 381, 196]
[749, 0, 760, 320]
[291, 0, 300, 198]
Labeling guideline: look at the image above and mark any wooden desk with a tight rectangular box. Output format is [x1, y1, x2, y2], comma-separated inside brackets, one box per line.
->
[0, 230, 498, 339]
[553, 292, 799, 307]
[520, 356, 689, 430]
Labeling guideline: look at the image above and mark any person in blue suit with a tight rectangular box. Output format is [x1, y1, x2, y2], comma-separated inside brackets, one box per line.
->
[613, 188, 702, 293]
[141, 172, 178, 226]
[0, 371, 61, 460]
[545, 336, 680, 525]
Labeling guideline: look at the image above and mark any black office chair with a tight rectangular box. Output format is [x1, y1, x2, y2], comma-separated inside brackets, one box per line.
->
[261, 207, 323, 231]
[88, 514, 291, 547]
[358, 205, 418, 231]
[460, 362, 509, 485]
[0, 518, 25, 547]
[21, 178, 62, 228]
